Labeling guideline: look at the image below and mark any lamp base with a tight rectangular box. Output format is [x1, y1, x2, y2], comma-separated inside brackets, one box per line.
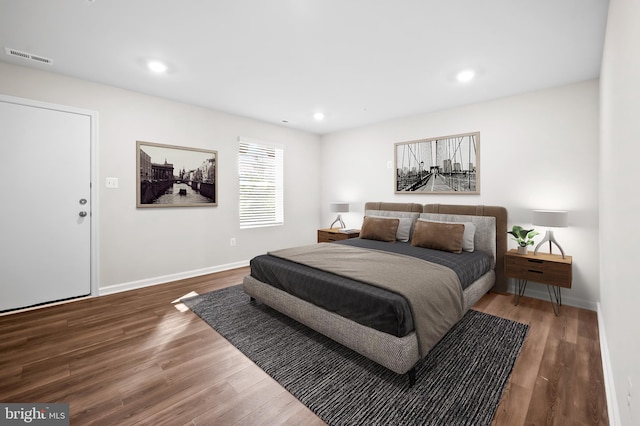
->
[534, 230, 566, 258]
[330, 214, 346, 229]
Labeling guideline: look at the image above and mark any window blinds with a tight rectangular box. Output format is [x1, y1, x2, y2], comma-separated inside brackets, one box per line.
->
[238, 138, 284, 228]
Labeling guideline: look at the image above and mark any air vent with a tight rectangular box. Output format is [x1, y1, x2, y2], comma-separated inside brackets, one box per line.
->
[5, 48, 53, 65]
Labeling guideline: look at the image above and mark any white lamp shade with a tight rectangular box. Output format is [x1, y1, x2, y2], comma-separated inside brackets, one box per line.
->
[330, 202, 349, 213]
[532, 210, 568, 228]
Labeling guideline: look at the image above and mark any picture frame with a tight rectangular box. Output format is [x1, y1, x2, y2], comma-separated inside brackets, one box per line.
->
[394, 132, 479, 194]
[137, 141, 218, 208]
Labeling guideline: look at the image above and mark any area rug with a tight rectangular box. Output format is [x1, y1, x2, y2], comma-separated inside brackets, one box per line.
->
[184, 285, 528, 426]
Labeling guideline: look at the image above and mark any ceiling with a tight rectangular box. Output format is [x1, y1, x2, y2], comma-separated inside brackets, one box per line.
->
[0, 0, 609, 135]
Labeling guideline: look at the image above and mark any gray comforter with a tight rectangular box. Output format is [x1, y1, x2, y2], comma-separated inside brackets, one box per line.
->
[269, 243, 464, 356]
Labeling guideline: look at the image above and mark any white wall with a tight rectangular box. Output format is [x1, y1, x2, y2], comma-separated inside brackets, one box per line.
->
[0, 62, 322, 292]
[0, 63, 602, 306]
[600, 0, 640, 424]
[320, 80, 600, 309]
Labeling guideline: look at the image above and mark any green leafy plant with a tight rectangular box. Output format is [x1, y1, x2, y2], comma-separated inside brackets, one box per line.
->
[507, 225, 539, 247]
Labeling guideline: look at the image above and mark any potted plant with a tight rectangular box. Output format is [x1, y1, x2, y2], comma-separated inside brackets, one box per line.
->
[507, 225, 539, 254]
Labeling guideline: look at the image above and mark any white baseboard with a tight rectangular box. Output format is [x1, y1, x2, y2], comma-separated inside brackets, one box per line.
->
[507, 281, 597, 311]
[597, 302, 621, 426]
[99, 260, 250, 296]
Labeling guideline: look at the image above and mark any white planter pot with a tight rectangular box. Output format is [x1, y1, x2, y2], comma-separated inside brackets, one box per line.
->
[517, 246, 528, 255]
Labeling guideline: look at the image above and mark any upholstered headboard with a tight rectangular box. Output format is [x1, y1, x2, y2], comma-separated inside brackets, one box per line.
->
[363, 202, 508, 293]
[364, 202, 423, 213]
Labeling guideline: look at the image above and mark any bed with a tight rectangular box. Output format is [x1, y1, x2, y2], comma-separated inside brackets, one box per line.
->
[242, 203, 508, 385]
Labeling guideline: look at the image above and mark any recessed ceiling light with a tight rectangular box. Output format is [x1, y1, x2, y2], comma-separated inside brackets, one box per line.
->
[313, 112, 325, 121]
[456, 69, 475, 83]
[148, 60, 168, 73]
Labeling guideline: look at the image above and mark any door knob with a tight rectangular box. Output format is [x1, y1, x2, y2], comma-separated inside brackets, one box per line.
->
[79, 211, 87, 217]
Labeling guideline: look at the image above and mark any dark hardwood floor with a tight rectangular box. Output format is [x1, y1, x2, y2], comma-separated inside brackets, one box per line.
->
[0, 268, 608, 425]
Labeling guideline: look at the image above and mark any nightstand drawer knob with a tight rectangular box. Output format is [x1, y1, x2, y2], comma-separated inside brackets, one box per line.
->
[528, 269, 543, 274]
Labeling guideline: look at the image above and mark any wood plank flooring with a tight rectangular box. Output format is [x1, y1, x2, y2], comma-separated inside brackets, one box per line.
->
[0, 268, 608, 425]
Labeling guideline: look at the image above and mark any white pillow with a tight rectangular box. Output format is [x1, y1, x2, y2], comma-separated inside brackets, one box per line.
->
[416, 219, 476, 252]
[372, 215, 414, 242]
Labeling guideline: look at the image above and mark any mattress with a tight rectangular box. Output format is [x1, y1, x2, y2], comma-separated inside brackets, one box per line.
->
[249, 238, 492, 337]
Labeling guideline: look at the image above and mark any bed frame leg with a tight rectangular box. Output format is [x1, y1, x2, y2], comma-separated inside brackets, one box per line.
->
[407, 367, 416, 387]
[249, 296, 256, 303]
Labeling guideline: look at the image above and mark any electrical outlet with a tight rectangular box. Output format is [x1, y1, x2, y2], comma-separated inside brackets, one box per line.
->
[387, 160, 393, 169]
[230, 237, 236, 247]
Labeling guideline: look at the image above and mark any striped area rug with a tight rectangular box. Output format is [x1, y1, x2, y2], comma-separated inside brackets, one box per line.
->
[184, 285, 528, 426]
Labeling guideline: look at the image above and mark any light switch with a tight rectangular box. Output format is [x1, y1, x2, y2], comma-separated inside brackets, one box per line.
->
[106, 177, 119, 188]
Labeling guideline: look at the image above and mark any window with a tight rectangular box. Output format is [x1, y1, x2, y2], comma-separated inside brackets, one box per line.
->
[238, 137, 284, 228]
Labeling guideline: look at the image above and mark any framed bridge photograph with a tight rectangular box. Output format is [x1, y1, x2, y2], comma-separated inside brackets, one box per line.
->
[394, 132, 480, 194]
[136, 141, 218, 208]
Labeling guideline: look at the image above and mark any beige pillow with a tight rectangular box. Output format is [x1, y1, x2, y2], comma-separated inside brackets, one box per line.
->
[359, 216, 400, 242]
[411, 220, 465, 253]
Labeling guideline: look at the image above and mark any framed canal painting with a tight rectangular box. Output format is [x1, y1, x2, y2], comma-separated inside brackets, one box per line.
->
[394, 132, 479, 194]
[136, 141, 218, 208]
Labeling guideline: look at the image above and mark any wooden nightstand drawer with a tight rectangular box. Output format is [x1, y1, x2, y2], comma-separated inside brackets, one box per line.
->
[504, 250, 572, 288]
[317, 228, 360, 243]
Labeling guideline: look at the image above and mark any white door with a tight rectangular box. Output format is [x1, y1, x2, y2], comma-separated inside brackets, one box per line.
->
[0, 97, 93, 311]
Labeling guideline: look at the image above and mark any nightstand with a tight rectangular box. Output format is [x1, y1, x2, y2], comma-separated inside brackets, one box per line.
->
[317, 228, 360, 243]
[504, 249, 572, 315]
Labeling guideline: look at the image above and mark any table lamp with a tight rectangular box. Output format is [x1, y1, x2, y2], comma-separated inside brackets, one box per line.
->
[532, 210, 569, 258]
[329, 202, 349, 229]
